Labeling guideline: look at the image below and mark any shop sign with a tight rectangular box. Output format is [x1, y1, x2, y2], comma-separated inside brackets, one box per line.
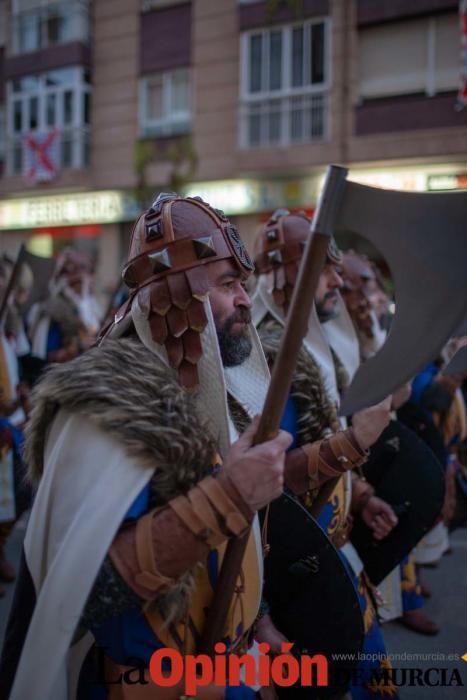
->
[0, 191, 140, 230]
[427, 173, 467, 191]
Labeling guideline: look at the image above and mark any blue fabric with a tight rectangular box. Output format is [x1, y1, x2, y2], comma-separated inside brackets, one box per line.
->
[0, 417, 24, 454]
[225, 686, 256, 699]
[124, 484, 150, 520]
[46, 322, 64, 352]
[88, 482, 254, 698]
[92, 607, 164, 667]
[400, 555, 424, 614]
[410, 364, 437, 405]
[280, 396, 299, 449]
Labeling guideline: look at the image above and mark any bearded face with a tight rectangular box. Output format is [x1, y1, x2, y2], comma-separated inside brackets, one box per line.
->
[215, 306, 253, 367]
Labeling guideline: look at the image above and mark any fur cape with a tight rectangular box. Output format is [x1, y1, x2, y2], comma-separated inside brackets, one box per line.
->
[258, 319, 340, 445]
[24, 336, 221, 623]
[26, 336, 217, 500]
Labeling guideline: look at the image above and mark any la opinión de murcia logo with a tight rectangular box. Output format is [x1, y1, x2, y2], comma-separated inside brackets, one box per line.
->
[98, 643, 328, 696]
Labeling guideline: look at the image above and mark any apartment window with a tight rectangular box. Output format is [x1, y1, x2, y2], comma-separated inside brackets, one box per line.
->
[0, 105, 5, 159]
[139, 68, 191, 137]
[240, 19, 330, 148]
[12, 1, 90, 54]
[6, 66, 91, 176]
[358, 14, 460, 100]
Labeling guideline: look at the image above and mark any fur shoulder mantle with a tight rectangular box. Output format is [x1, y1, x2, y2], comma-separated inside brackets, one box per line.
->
[25, 337, 216, 503]
[258, 319, 340, 446]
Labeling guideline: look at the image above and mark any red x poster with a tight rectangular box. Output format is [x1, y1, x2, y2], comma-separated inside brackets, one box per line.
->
[460, 0, 467, 107]
[24, 128, 60, 183]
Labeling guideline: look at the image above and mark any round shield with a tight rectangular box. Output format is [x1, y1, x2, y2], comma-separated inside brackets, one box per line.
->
[350, 420, 445, 586]
[397, 400, 447, 467]
[261, 491, 364, 698]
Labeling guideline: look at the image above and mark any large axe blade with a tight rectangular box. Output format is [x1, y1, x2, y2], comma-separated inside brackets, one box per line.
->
[20, 249, 56, 312]
[442, 346, 467, 376]
[336, 181, 467, 415]
[454, 315, 467, 337]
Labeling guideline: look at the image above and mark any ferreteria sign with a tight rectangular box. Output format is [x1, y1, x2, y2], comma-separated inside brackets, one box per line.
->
[0, 191, 140, 230]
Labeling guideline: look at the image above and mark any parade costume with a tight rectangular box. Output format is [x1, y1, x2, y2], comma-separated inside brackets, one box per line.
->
[28, 249, 102, 364]
[252, 211, 398, 699]
[0, 195, 272, 700]
[339, 251, 443, 637]
[0, 258, 33, 591]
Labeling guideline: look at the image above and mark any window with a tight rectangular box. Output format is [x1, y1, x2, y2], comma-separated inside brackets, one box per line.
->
[139, 68, 191, 137]
[358, 14, 460, 100]
[0, 105, 5, 160]
[6, 67, 91, 177]
[0, 1, 6, 46]
[12, 1, 90, 54]
[240, 19, 330, 148]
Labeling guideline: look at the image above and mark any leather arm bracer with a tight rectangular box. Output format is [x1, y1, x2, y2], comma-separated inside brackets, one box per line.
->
[284, 428, 368, 496]
[109, 471, 253, 601]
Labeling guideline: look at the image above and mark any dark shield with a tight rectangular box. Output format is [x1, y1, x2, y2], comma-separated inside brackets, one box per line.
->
[350, 420, 445, 586]
[261, 492, 364, 698]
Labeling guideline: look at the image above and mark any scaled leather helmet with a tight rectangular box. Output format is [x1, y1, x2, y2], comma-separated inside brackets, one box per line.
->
[118, 193, 254, 388]
[254, 208, 342, 315]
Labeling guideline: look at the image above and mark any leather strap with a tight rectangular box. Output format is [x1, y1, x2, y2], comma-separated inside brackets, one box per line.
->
[125, 475, 251, 596]
[169, 493, 213, 541]
[303, 429, 368, 491]
[123, 231, 233, 289]
[169, 475, 250, 543]
[186, 485, 226, 547]
[198, 475, 250, 537]
[134, 511, 175, 592]
[328, 429, 368, 468]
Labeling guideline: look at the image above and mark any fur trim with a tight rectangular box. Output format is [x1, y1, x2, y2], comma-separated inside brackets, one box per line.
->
[258, 319, 339, 446]
[330, 347, 349, 395]
[227, 393, 251, 435]
[25, 337, 218, 621]
[25, 337, 216, 493]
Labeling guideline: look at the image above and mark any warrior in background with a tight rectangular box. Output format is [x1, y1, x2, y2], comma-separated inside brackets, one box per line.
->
[252, 210, 399, 699]
[27, 248, 102, 364]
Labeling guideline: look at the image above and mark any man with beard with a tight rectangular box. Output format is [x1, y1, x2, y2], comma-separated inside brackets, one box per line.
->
[0, 194, 293, 700]
[252, 210, 399, 699]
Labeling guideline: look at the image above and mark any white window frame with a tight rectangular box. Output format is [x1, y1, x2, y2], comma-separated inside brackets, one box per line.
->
[5, 66, 91, 175]
[11, 0, 90, 55]
[239, 17, 331, 148]
[139, 68, 192, 138]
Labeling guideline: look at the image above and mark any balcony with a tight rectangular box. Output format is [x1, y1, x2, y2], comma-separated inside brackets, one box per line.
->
[6, 126, 90, 179]
[11, 1, 90, 55]
[239, 91, 328, 148]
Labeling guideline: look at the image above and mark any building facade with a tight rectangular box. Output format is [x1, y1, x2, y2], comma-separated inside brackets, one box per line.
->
[0, 0, 466, 290]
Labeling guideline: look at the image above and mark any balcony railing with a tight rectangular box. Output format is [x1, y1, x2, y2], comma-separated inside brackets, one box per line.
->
[240, 91, 328, 148]
[11, 1, 90, 55]
[6, 126, 90, 179]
